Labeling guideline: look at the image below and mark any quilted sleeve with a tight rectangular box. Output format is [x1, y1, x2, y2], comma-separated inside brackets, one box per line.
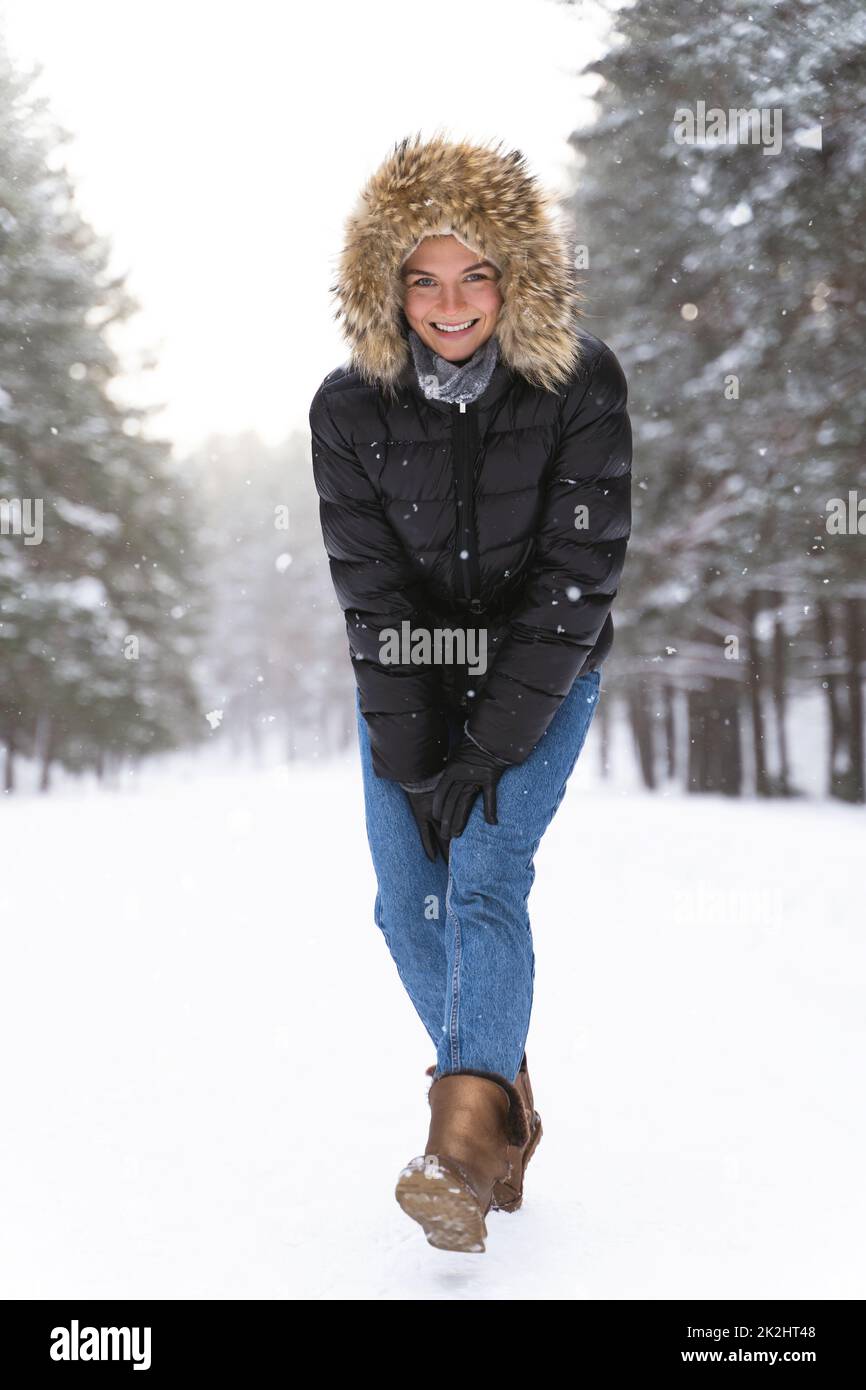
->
[464, 345, 632, 764]
[310, 383, 450, 781]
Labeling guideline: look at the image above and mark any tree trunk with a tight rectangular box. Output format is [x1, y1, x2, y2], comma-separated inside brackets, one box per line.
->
[598, 685, 611, 779]
[663, 682, 677, 780]
[627, 679, 656, 790]
[745, 589, 770, 796]
[37, 714, 56, 793]
[687, 686, 708, 792]
[687, 681, 742, 795]
[707, 679, 742, 795]
[817, 599, 848, 799]
[771, 595, 792, 795]
[841, 595, 865, 803]
[3, 734, 14, 794]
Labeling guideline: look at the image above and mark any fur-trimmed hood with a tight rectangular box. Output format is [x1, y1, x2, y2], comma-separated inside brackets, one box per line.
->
[329, 131, 585, 397]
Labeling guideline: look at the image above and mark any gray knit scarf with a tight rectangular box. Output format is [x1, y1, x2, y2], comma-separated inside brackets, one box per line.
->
[407, 326, 499, 405]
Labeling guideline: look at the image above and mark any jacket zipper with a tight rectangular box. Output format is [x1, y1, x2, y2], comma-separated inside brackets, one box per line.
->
[452, 400, 483, 711]
[452, 400, 483, 617]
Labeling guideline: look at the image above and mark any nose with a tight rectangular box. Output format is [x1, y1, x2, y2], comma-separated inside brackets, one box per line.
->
[436, 289, 469, 316]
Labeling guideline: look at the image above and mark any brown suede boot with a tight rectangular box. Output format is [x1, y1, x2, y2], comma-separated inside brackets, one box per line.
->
[424, 1052, 543, 1214]
[492, 1053, 543, 1212]
[395, 1070, 530, 1253]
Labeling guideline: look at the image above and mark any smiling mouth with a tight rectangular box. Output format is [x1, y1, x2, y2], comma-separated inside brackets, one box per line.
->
[430, 318, 479, 337]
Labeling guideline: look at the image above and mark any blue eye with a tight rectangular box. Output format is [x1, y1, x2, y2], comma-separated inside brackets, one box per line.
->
[410, 273, 487, 287]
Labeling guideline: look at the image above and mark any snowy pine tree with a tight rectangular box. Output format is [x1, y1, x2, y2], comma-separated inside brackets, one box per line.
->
[0, 31, 205, 790]
[564, 0, 866, 798]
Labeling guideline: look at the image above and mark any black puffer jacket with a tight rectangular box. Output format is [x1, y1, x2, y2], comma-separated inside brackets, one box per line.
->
[310, 135, 632, 783]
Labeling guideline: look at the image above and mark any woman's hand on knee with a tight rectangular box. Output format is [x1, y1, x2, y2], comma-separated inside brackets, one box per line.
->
[403, 785, 451, 863]
[432, 736, 511, 840]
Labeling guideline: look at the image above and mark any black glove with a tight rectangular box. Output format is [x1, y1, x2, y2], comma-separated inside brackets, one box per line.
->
[403, 784, 451, 864]
[431, 735, 511, 840]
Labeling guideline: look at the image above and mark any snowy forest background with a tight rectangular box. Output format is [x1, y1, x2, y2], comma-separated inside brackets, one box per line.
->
[2, 0, 865, 1302]
[1, 0, 864, 803]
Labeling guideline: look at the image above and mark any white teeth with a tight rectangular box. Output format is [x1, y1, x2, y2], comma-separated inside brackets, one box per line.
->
[432, 320, 476, 332]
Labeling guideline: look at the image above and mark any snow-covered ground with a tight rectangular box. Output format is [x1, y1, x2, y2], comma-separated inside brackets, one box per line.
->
[1, 718, 863, 1300]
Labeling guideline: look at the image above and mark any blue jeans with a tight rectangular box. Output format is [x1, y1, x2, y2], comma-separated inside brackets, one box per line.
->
[355, 669, 602, 1085]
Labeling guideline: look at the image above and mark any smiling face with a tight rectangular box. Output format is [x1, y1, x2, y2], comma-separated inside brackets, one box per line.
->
[400, 235, 503, 363]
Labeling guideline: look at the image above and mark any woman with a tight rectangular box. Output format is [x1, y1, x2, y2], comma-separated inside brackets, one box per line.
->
[310, 132, 632, 1253]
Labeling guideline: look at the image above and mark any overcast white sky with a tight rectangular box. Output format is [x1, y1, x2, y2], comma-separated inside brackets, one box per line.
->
[3, 0, 608, 457]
